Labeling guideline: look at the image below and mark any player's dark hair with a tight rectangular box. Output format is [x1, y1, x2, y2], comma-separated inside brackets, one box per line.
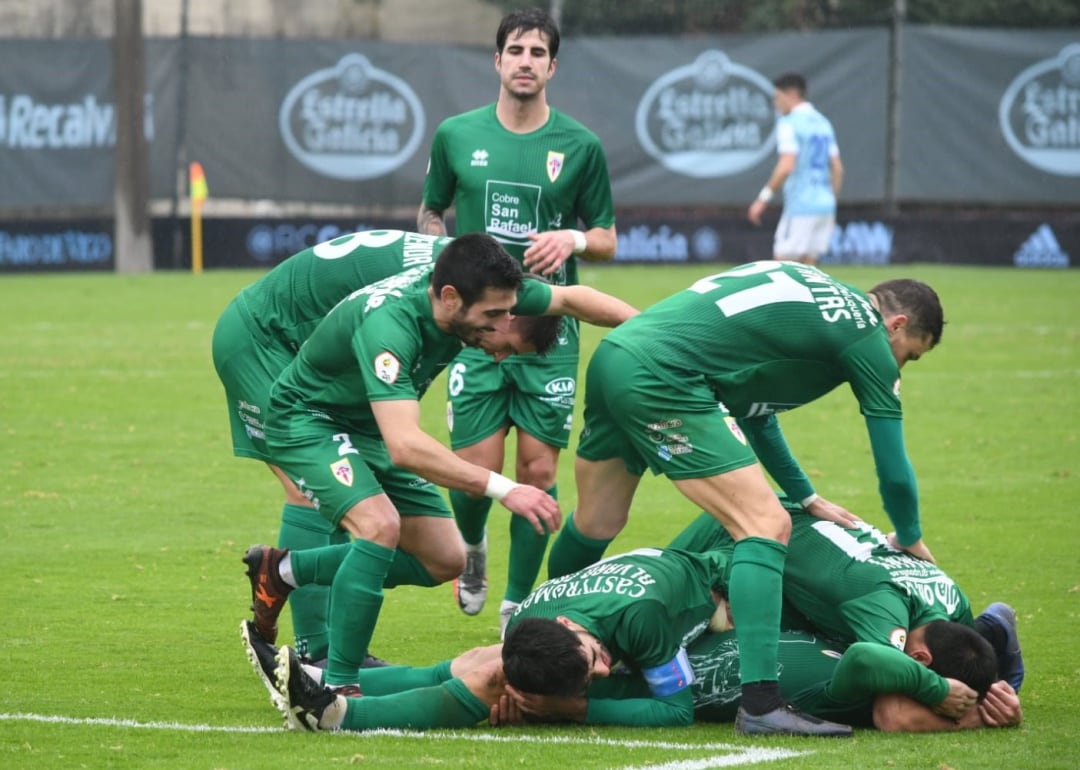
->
[432, 233, 522, 307]
[502, 617, 589, 697]
[515, 274, 562, 356]
[497, 7, 560, 59]
[773, 73, 807, 97]
[870, 278, 946, 348]
[923, 621, 997, 700]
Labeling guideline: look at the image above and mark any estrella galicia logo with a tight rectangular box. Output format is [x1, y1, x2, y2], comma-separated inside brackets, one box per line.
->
[279, 53, 425, 180]
[635, 50, 775, 178]
[999, 44, 1080, 176]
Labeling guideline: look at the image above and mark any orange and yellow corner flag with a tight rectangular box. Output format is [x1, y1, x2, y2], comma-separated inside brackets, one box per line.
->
[189, 161, 208, 205]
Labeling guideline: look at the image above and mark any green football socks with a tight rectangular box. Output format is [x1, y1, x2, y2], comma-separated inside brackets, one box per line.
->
[728, 537, 786, 687]
[504, 484, 556, 602]
[277, 504, 347, 661]
[546, 510, 612, 579]
[325, 538, 394, 686]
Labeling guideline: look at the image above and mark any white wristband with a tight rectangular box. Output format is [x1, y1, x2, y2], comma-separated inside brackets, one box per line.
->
[757, 186, 774, 204]
[800, 493, 820, 508]
[569, 229, 587, 254]
[485, 471, 520, 501]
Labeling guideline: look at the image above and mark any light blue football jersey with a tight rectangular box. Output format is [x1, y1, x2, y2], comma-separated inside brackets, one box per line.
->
[776, 102, 839, 216]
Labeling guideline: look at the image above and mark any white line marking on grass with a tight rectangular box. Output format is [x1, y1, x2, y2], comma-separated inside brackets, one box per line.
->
[617, 752, 807, 770]
[0, 712, 280, 733]
[1, 713, 809, 767]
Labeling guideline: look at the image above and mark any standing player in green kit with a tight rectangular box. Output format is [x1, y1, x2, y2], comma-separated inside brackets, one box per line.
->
[546, 260, 945, 735]
[213, 230, 454, 663]
[418, 7, 617, 634]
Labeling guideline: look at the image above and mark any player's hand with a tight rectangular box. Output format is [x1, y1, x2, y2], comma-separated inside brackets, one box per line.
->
[523, 231, 573, 276]
[747, 200, 767, 226]
[505, 684, 588, 722]
[887, 533, 936, 564]
[935, 678, 979, 719]
[804, 496, 862, 528]
[501, 485, 561, 535]
[489, 693, 527, 726]
[977, 680, 1023, 727]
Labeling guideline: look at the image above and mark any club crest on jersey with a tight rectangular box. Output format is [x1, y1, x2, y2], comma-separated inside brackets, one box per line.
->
[546, 151, 565, 182]
[724, 416, 747, 445]
[374, 351, 400, 384]
[889, 627, 907, 651]
[330, 458, 354, 487]
[893, 378, 902, 397]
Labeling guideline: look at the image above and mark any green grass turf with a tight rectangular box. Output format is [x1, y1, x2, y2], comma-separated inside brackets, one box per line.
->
[1, 263, 1077, 769]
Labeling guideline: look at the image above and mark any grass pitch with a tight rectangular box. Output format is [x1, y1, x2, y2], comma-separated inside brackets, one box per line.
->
[1, 263, 1077, 769]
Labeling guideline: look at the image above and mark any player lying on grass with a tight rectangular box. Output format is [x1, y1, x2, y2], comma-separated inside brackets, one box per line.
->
[248, 548, 855, 735]
[240, 543, 1018, 734]
[240, 616, 1020, 733]
[668, 497, 1025, 694]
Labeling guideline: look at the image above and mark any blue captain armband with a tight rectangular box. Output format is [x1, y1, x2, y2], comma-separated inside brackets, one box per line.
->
[642, 647, 694, 697]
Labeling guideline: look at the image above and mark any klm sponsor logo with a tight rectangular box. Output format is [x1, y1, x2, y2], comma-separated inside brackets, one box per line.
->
[999, 44, 1080, 175]
[0, 93, 153, 149]
[821, 221, 893, 265]
[1014, 224, 1070, 268]
[635, 50, 775, 178]
[279, 53, 425, 180]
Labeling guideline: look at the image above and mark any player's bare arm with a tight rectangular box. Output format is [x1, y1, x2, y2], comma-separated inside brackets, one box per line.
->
[545, 284, 638, 327]
[371, 398, 560, 534]
[417, 203, 449, 236]
[873, 683, 1021, 732]
[830, 154, 845, 197]
[748, 153, 796, 225]
[523, 224, 617, 276]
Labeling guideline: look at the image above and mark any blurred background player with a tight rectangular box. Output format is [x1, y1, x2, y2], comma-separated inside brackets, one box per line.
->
[418, 7, 617, 635]
[748, 72, 843, 266]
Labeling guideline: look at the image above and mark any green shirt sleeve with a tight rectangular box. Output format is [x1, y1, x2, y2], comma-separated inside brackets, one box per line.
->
[512, 276, 554, 316]
[827, 642, 949, 707]
[738, 414, 815, 503]
[864, 415, 921, 545]
[421, 123, 455, 212]
[584, 688, 695, 726]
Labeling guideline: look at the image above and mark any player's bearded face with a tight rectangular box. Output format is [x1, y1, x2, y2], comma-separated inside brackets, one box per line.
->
[448, 289, 515, 347]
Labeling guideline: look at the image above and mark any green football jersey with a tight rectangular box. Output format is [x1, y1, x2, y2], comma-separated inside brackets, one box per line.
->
[670, 506, 973, 650]
[506, 548, 723, 672]
[422, 104, 615, 287]
[781, 510, 974, 648]
[237, 229, 451, 351]
[266, 268, 552, 438]
[605, 260, 902, 421]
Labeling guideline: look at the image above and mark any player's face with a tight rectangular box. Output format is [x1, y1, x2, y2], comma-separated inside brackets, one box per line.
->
[475, 319, 537, 362]
[448, 287, 516, 347]
[773, 87, 798, 115]
[496, 28, 555, 99]
[889, 326, 934, 369]
[574, 630, 613, 683]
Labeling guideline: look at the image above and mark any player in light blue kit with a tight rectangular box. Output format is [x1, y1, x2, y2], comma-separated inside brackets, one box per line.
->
[748, 73, 844, 265]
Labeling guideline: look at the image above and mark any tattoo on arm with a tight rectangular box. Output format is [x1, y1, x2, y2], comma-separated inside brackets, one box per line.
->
[417, 205, 448, 236]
